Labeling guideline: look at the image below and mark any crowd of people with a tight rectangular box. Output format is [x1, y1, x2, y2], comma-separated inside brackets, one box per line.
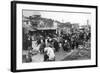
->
[23, 27, 91, 62]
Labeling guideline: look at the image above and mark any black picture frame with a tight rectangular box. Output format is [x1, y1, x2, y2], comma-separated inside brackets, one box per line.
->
[11, 1, 98, 72]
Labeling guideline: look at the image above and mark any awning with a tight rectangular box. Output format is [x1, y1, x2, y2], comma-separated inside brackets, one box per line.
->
[37, 27, 56, 30]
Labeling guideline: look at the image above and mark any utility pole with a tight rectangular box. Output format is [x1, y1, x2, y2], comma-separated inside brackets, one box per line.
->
[87, 19, 89, 25]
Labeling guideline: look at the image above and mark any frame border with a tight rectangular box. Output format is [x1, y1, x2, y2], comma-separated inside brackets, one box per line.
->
[11, 1, 98, 72]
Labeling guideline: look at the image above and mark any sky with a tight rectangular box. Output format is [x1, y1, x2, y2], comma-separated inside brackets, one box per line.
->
[23, 10, 92, 26]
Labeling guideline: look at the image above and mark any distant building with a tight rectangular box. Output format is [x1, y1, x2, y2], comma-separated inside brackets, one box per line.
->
[57, 22, 72, 35]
